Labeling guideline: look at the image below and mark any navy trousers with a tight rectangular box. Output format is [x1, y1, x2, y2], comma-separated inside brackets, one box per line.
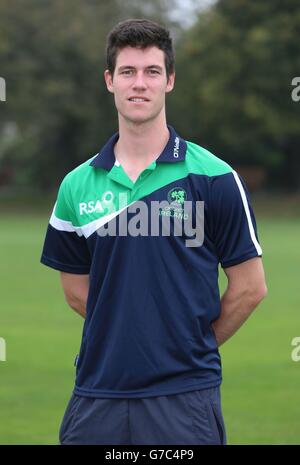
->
[59, 386, 226, 445]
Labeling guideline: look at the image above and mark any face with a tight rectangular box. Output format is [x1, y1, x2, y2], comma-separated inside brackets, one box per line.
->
[104, 46, 175, 125]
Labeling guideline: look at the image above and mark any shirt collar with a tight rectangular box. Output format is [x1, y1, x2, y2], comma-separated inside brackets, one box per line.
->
[89, 125, 187, 171]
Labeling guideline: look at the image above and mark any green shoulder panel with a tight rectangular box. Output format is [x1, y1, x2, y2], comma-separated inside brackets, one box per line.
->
[54, 155, 99, 224]
[185, 141, 232, 176]
[53, 142, 233, 229]
[134, 141, 233, 200]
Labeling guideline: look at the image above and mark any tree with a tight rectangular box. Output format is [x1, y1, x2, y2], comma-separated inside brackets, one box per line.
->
[169, 0, 300, 190]
[0, 0, 179, 190]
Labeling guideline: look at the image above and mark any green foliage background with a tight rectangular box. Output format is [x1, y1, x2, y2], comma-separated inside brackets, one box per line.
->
[0, 0, 299, 190]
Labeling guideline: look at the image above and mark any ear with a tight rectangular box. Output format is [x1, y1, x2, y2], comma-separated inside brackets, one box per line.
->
[104, 69, 114, 93]
[166, 71, 175, 93]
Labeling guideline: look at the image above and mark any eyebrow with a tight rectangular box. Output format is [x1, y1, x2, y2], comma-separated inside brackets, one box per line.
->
[118, 65, 163, 72]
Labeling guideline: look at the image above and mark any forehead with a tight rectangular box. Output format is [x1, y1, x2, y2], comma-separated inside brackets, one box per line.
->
[115, 46, 165, 69]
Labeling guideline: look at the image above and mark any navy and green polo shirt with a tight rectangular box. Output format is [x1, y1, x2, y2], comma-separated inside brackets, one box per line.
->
[40, 125, 263, 399]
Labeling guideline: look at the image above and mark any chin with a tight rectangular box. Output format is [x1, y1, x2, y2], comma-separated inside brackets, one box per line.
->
[122, 114, 153, 125]
[123, 110, 161, 126]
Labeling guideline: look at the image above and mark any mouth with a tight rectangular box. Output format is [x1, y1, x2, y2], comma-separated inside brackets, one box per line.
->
[128, 97, 150, 103]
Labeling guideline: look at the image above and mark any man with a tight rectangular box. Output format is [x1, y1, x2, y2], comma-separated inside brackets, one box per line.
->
[40, 18, 267, 445]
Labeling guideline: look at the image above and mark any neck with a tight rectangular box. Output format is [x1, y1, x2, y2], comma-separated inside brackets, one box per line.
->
[114, 112, 170, 168]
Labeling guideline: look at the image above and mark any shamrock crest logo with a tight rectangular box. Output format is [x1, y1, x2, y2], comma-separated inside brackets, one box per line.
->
[167, 188, 187, 206]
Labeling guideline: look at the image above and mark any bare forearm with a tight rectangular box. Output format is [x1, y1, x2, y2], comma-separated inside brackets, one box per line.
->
[70, 297, 87, 319]
[60, 273, 89, 319]
[212, 287, 266, 347]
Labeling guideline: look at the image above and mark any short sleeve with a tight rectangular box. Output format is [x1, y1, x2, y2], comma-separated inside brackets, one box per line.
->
[210, 170, 263, 268]
[40, 175, 91, 274]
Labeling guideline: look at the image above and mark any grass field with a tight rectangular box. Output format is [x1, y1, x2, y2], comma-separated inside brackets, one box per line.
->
[0, 207, 299, 444]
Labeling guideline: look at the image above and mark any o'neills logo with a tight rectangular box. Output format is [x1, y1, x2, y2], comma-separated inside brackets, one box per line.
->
[173, 137, 180, 158]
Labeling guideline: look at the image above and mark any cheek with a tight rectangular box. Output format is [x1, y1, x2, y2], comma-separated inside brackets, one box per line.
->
[112, 87, 125, 105]
[153, 85, 167, 101]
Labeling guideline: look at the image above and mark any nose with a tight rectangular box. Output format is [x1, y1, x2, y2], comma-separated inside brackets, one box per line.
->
[132, 71, 147, 90]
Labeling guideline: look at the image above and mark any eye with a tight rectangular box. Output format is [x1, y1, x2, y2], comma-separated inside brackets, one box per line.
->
[148, 69, 160, 75]
[121, 70, 134, 75]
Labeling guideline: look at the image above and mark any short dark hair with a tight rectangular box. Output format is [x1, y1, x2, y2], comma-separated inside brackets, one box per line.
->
[106, 19, 175, 80]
